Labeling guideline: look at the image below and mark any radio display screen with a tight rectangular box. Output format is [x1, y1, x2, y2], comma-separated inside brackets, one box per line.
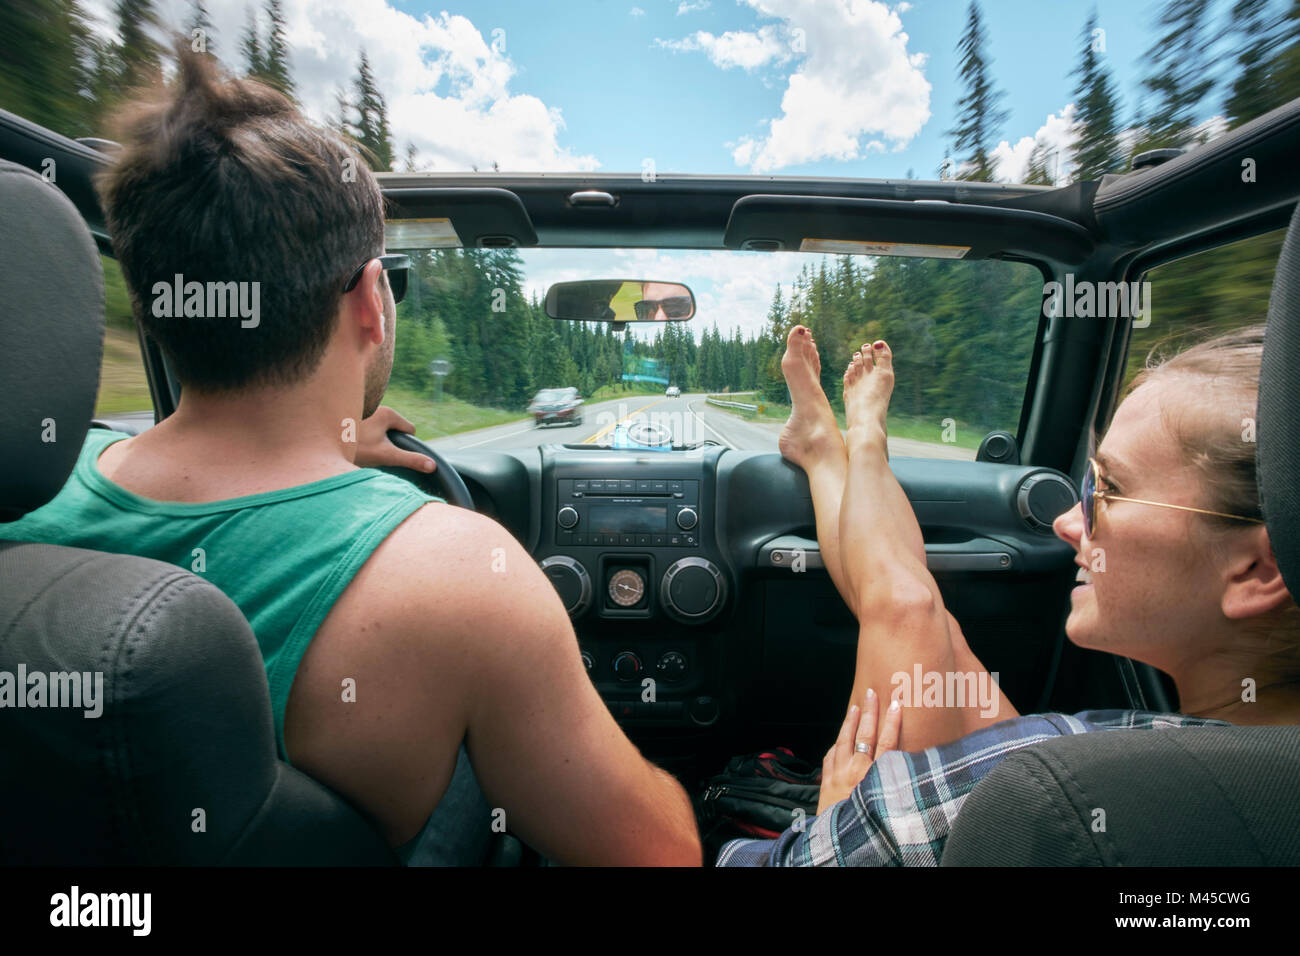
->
[590, 502, 667, 534]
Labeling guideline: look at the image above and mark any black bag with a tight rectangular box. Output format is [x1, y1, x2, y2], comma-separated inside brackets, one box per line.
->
[697, 747, 822, 860]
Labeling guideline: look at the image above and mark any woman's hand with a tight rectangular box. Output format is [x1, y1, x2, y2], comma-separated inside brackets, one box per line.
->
[354, 406, 436, 473]
[817, 689, 902, 815]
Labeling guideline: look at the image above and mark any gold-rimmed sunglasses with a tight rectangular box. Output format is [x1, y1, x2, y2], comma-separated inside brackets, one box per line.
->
[1081, 457, 1264, 538]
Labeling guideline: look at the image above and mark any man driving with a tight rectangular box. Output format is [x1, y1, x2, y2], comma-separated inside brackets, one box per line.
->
[2, 47, 700, 866]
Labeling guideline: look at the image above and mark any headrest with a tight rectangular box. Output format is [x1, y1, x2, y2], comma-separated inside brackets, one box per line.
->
[0, 160, 105, 522]
[1259, 203, 1300, 595]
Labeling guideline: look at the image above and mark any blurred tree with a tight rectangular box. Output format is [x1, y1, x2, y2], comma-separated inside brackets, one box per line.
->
[262, 0, 295, 99]
[1224, 0, 1288, 127]
[350, 50, 394, 171]
[241, 6, 265, 79]
[1070, 7, 1123, 181]
[948, 0, 1008, 182]
[186, 0, 216, 58]
[1134, 0, 1214, 154]
[1023, 142, 1055, 185]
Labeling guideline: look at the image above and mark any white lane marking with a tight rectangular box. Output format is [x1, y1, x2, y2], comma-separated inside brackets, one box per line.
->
[687, 400, 735, 448]
[456, 424, 536, 448]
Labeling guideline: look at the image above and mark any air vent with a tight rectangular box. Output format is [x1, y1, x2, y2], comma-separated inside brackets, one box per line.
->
[1016, 472, 1078, 534]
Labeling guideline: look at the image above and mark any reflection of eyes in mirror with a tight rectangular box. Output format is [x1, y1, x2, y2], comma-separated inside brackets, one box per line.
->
[634, 281, 692, 321]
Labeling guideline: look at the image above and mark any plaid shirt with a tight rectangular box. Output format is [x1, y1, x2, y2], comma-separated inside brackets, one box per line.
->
[715, 710, 1228, 867]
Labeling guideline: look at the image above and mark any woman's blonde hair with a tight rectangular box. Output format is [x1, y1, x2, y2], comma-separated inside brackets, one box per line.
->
[1127, 324, 1300, 677]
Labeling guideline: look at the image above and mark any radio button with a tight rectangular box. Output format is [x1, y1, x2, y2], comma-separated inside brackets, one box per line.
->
[651, 479, 667, 492]
[636, 479, 653, 492]
[637, 534, 650, 546]
[589, 479, 604, 492]
[619, 479, 635, 492]
[652, 534, 665, 546]
[557, 506, 579, 529]
[574, 479, 588, 491]
[621, 534, 635, 546]
[668, 480, 683, 492]
[574, 534, 586, 546]
[669, 535, 681, 546]
[676, 507, 698, 530]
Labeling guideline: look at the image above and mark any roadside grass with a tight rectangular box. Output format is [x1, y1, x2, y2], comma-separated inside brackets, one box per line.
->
[706, 396, 986, 451]
[589, 382, 670, 402]
[94, 326, 153, 416]
[382, 384, 529, 440]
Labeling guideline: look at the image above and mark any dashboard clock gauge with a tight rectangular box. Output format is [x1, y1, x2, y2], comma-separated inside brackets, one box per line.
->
[608, 569, 646, 608]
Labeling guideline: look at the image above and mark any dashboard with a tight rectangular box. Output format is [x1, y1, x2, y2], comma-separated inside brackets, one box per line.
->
[439, 442, 1083, 744]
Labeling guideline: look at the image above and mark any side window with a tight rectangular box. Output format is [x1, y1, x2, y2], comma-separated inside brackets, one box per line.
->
[1127, 228, 1285, 387]
[95, 255, 154, 423]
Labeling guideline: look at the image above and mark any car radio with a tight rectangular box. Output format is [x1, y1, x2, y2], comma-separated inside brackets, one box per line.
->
[554, 478, 700, 548]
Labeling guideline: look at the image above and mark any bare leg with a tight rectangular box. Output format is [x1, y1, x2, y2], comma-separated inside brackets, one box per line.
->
[777, 325, 857, 615]
[839, 342, 1013, 749]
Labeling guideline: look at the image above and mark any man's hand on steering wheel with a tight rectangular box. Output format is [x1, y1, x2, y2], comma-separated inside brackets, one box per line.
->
[354, 406, 436, 474]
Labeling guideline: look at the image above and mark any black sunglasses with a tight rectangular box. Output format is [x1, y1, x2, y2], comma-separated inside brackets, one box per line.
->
[633, 295, 692, 320]
[343, 254, 410, 304]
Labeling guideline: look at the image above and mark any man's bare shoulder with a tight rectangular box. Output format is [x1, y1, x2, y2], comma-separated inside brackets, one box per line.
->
[362, 501, 555, 629]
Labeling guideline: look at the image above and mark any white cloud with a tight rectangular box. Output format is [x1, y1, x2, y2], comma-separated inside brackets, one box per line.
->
[656, 25, 790, 71]
[660, 0, 930, 173]
[991, 104, 1078, 185]
[895, 2, 912, 12]
[677, 0, 712, 13]
[80, 0, 598, 172]
[630, 6, 646, 16]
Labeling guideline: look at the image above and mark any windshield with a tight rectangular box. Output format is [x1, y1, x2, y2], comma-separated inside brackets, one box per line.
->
[386, 248, 1042, 458]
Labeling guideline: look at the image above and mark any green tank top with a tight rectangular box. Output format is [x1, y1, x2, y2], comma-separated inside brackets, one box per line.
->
[3, 428, 441, 759]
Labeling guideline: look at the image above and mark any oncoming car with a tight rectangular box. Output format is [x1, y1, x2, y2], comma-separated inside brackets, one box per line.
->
[528, 386, 584, 427]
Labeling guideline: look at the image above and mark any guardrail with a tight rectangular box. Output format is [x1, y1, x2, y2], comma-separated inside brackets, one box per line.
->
[705, 395, 759, 412]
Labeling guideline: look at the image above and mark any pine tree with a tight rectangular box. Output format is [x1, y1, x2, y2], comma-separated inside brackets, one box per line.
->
[1136, 0, 1214, 152]
[1268, 1, 1300, 108]
[186, 0, 216, 58]
[1224, 0, 1287, 127]
[947, 1, 1008, 182]
[262, 0, 295, 99]
[241, 6, 265, 79]
[350, 50, 395, 171]
[114, 0, 163, 91]
[1023, 142, 1054, 185]
[1070, 8, 1123, 181]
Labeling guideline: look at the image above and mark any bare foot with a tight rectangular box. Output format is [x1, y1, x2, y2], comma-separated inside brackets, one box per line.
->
[842, 341, 894, 450]
[778, 325, 841, 469]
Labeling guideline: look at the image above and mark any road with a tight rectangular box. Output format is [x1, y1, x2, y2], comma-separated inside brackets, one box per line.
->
[96, 393, 972, 459]
[424, 392, 974, 459]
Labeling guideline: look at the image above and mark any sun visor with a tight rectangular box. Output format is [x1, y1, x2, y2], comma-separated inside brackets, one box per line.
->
[723, 195, 1094, 264]
[382, 187, 538, 248]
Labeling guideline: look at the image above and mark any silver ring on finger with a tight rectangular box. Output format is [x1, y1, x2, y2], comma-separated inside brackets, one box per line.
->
[854, 742, 872, 755]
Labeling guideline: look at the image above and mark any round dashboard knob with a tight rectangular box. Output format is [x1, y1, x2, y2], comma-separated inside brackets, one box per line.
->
[660, 557, 726, 624]
[1016, 473, 1077, 534]
[539, 556, 592, 618]
[675, 507, 698, 530]
[557, 506, 579, 529]
[612, 651, 642, 682]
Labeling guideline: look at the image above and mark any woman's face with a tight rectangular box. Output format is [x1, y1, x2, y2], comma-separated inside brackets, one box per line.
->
[1053, 378, 1230, 669]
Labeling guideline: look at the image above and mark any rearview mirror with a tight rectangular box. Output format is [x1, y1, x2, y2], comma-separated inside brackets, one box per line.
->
[544, 280, 696, 323]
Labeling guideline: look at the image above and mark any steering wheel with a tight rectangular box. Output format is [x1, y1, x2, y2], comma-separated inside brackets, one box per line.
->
[384, 428, 476, 510]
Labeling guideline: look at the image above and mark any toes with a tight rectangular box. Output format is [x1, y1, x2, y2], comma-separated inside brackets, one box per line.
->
[787, 325, 804, 349]
[872, 340, 893, 369]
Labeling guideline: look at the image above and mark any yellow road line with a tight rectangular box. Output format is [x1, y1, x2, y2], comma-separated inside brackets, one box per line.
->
[583, 397, 670, 444]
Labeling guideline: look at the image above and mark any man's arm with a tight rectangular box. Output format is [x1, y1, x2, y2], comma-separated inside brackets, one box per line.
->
[403, 506, 702, 866]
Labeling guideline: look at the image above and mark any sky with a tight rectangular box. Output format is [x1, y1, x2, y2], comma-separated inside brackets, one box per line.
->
[79, 0, 1255, 183]
[74, 0, 1258, 342]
